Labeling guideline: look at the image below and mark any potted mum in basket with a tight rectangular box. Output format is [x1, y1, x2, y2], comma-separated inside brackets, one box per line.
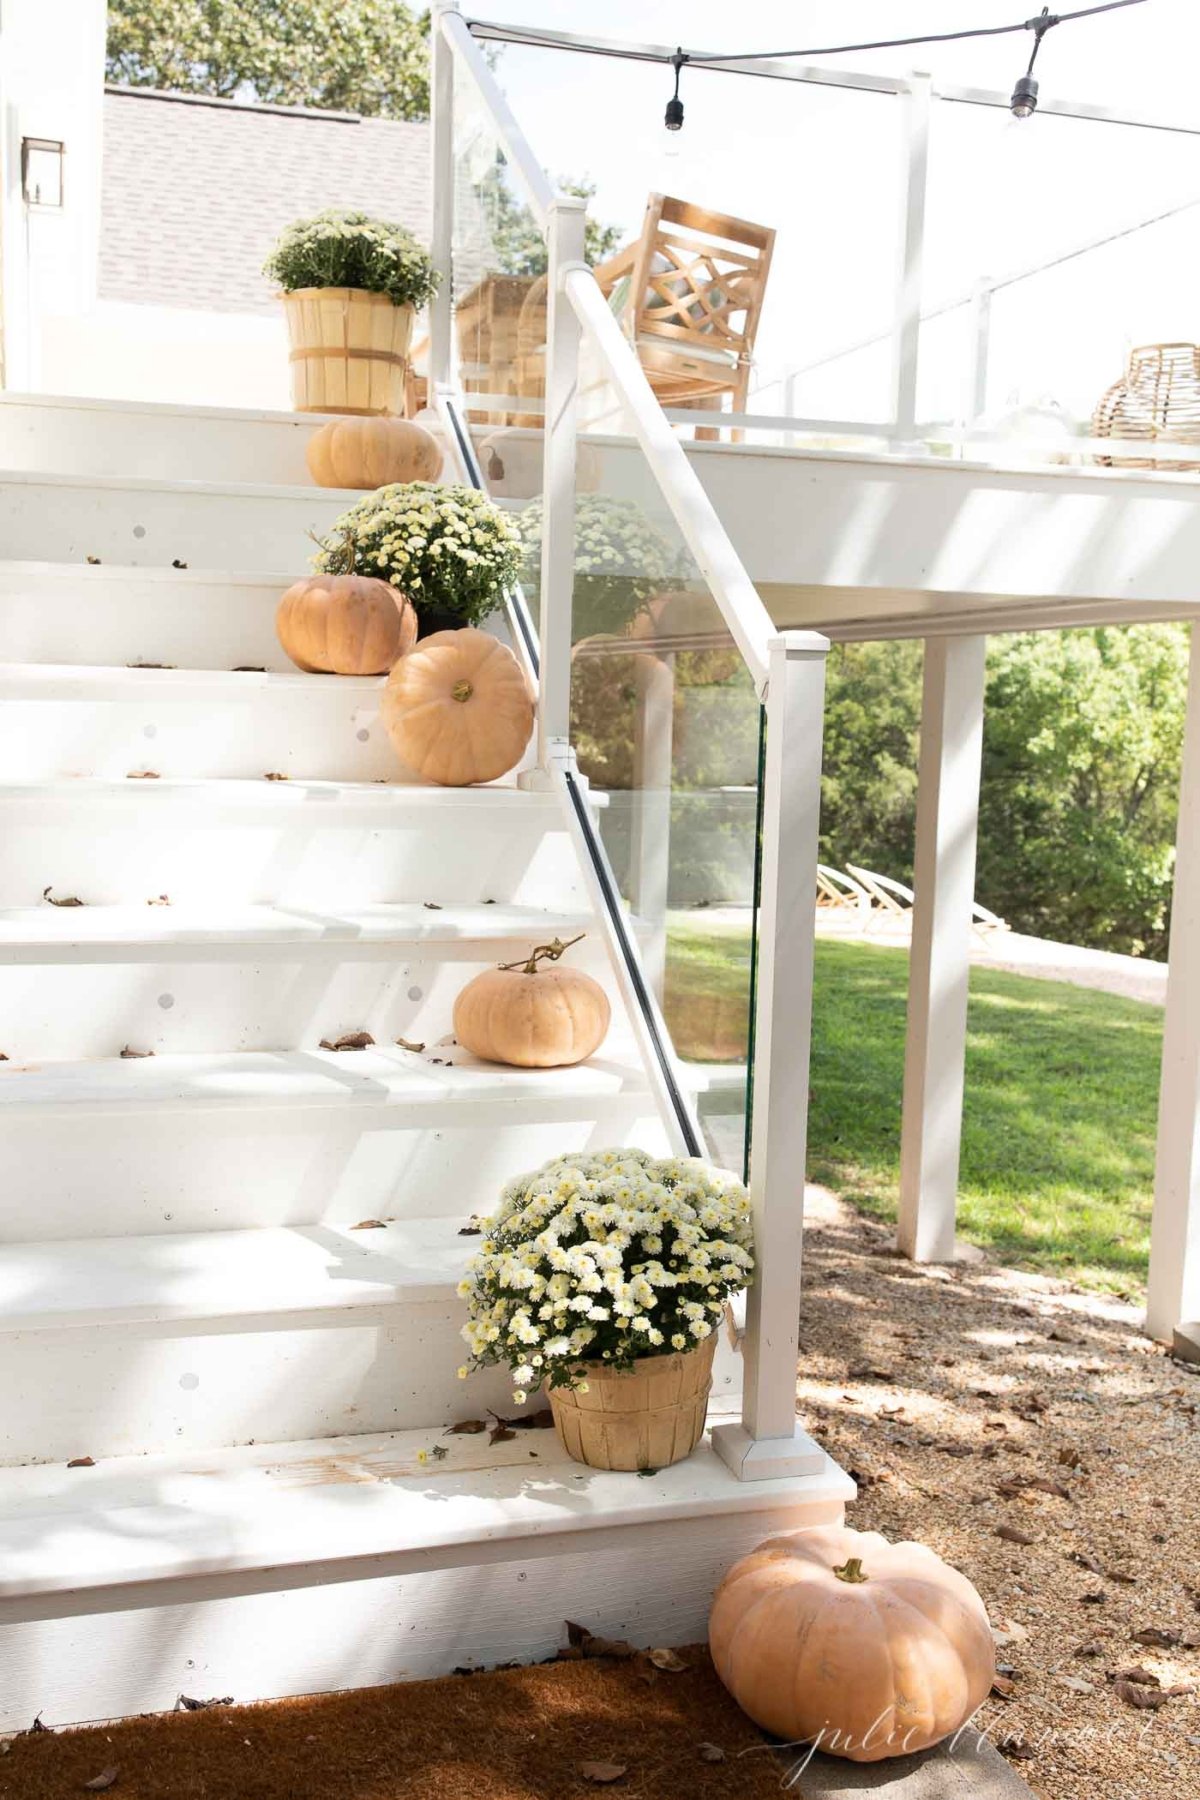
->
[312, 482, 524, 636]
[264, 209, 440, 416]
[459, 1148, 754, 1471]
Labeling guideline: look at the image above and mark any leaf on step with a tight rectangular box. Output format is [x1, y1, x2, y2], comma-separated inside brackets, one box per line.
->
[457, 1217, 484, 1236]
[991, 1675, 1017, 1699]
[0, 1053, 8, 1062]
[447, 1419, 487, 1435]
[82, 1765, 120, 1790]
[1112, 1664, 1160, 1687]
[67, 1456, 95, 1468]
[172, 560, 189, 570]
[423, 901, 443, 910]
[489, 1423, 517, 1444]
[175, 1695, 233, 1712]
[636, 1467, 659, 1478]
[321, 1032, 375, 1051]
[147, 895, 171, 906]
[350, 1219, 386, 1231]
[395, 1038, 426, 1053]
[697, 1743, 725, 1763]
[127, 662, 176, 670]
[579, 1763, 627, 1785]
[119, 1046, 154, 1059]
[645, 1647, 688, 1672]
[263, 772, 289, 781]
[43, 887, 84, 907]
[85, 555, 101, 565]
[232, 666, 266, 673]
[565, 1621, 636, 1661]
[996, 1524, 1037, 1546]
[997, 1735, 1035, 1762]
[1132, 1626, 1181, 1647]
[126, 770, 160, 780]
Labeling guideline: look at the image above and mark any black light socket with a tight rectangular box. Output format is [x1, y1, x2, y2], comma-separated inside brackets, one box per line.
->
[1010, 73, 1039, 118]
[665, 95, 684, 130]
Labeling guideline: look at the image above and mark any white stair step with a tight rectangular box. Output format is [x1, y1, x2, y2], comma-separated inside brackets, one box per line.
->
[0, 1425, 852, 1727]
[0, 900, 612, 1069]
[0, 1216, 482, 1333]
[0, 662, 398, 781]
[0, 394, 334, 487]
[0, 1048, 667, 1240]
[0, 469, 355, 572]
[0, 563, 292, 670]
[0, 901, 591, 961]
[0, 1218, 522, 1463]
[0, 779, 586, 907]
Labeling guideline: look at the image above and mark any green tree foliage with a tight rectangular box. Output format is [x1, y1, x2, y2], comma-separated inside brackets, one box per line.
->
[106, 0, 430, 118]
[489, 176, 622, 276]
[816, 627, 1188, 958]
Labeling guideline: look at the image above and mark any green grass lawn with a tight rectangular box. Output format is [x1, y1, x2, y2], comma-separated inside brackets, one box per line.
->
[665, 928, 1161, 1296]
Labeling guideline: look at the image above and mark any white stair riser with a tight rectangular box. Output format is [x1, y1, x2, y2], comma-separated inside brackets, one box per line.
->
[0, 1314, 521, 1466]
[0, 567, 289, 670]
[0, 939, 628, 1060]
[0, 1496, 844, 1729]
[0, 1100, 668, 1240]
[0, 398, 327, 486]
[0, 476, 349, 572]
[0, 692, 400, 782]
[0, 804, 586, 908]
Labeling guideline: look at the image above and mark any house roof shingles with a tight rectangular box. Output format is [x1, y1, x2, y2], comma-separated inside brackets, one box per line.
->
[100, 87, 431, 315]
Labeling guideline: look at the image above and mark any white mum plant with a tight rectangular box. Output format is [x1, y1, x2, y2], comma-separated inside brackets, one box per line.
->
[458, 1148, 754, 1402]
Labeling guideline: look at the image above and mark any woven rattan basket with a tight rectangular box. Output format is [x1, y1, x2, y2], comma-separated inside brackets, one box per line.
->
[1093, 342, 1200, 471]
[547, 1333, 718, 1471]
[281, 287, 414, 416]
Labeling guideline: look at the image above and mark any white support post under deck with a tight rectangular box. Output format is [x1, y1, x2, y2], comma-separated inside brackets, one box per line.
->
[897, 635, 987, 1263]
[712, 633, 829, 1482]
[1147, 627, 1200, 1344]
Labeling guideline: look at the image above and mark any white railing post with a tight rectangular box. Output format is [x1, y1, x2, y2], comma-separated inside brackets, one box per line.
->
[891, 71, 931, 447]
[530, 196, 587, 773]
[965, 276, 994, 432]
[897, 635, 987, 1263]
[1147, 628, 1200, 1344]
[712, 633, 830, 1482]
[429, 0, 459, 392]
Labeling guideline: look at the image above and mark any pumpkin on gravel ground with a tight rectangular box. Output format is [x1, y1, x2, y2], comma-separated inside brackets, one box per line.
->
[453, 934, 610, 1068]
[381, 627, 533, 786]
[709, 1524, 995, 1763]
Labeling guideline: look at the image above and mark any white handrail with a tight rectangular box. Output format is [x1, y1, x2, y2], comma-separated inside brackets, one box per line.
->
[563, 268, 775, 698]
[438, 6, 555, 229]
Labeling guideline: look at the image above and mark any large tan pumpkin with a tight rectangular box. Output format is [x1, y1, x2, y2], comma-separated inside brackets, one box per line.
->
[381, 628, 533, 786]
[276, 571, 417, 675]
[453, 934, 611, 1068]
[306, 416, 441, 490]
[709, 1525, 995, 1764]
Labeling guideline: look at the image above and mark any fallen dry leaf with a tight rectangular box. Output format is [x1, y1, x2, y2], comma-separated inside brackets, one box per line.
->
[43, 886, 84, 908]
[1114, 1677, 1166, 1710]
[395, 1037, 426, 1053]
[119, 1047, 154, 1059]
[125, 770, 159, 780]
[579, 1763, 627, 1785]
[645, 1647, 688, 1672]
[697, 1743, 725, 1763]
[991, 1675, 1018, 1699]
[175, 1695, 233, 1712]
[146, 895, 171, 906]
[565, 1621, 636, 1660]
[447, 1420, 487, 1435]
[1074, 1640, 1106, 1658]
[67, 1456, 95, 1469]
[489, 1423, 516, 1444]
[350, 1219, 386, 1231]
[263, 771, 289, 781]
[998, 1734, 1035, 1762]
[1132, 1626, 1181, 1648]
[320, 1031, 375, 1052]
[996, 1524, 1037, 1545]
[82, 1768, 120, 1792]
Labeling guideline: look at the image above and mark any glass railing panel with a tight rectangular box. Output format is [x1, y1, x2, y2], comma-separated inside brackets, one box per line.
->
[519, 391, 764, 1174]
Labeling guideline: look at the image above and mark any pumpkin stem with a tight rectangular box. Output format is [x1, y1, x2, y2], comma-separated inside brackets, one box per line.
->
[451, 679, 474, 703]
[498, 932, 586, 976]
[308, 526, 358, 577]
[832, 1557, 868, 1584]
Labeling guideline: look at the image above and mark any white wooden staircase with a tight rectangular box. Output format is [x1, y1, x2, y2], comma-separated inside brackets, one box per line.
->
[0, 394, 850, 1728]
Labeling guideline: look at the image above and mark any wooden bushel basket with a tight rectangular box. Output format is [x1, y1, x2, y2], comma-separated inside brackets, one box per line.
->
[281, 287, 414, 416]
[547, 1333, 718, 1471]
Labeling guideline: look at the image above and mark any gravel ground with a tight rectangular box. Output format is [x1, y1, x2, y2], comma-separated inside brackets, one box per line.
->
[797, 1185, 1200, 1800]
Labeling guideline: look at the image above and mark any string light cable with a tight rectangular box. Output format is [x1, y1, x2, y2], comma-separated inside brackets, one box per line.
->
[468, 1, 1150, 129]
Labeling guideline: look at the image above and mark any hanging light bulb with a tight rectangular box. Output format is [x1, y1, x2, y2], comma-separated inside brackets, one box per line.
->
[665, 50, 686, 130]
[1011, 6, 1055, 119]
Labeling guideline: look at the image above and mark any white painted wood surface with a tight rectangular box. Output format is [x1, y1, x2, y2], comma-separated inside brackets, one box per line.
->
[1148, 628, 1200, 1341]
[713, 635, 829, 1481]
[897, 636, 987, 1263]
[535, 196, 587, 761]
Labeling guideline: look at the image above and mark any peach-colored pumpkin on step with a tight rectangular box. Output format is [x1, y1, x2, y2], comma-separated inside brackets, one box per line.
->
[381, 627, 533, 786]
[453, 934, 611, 1068]
[306, 416, 441, 489]
[276, 572, 417, 675]
[709, 1525, 995, 1764]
